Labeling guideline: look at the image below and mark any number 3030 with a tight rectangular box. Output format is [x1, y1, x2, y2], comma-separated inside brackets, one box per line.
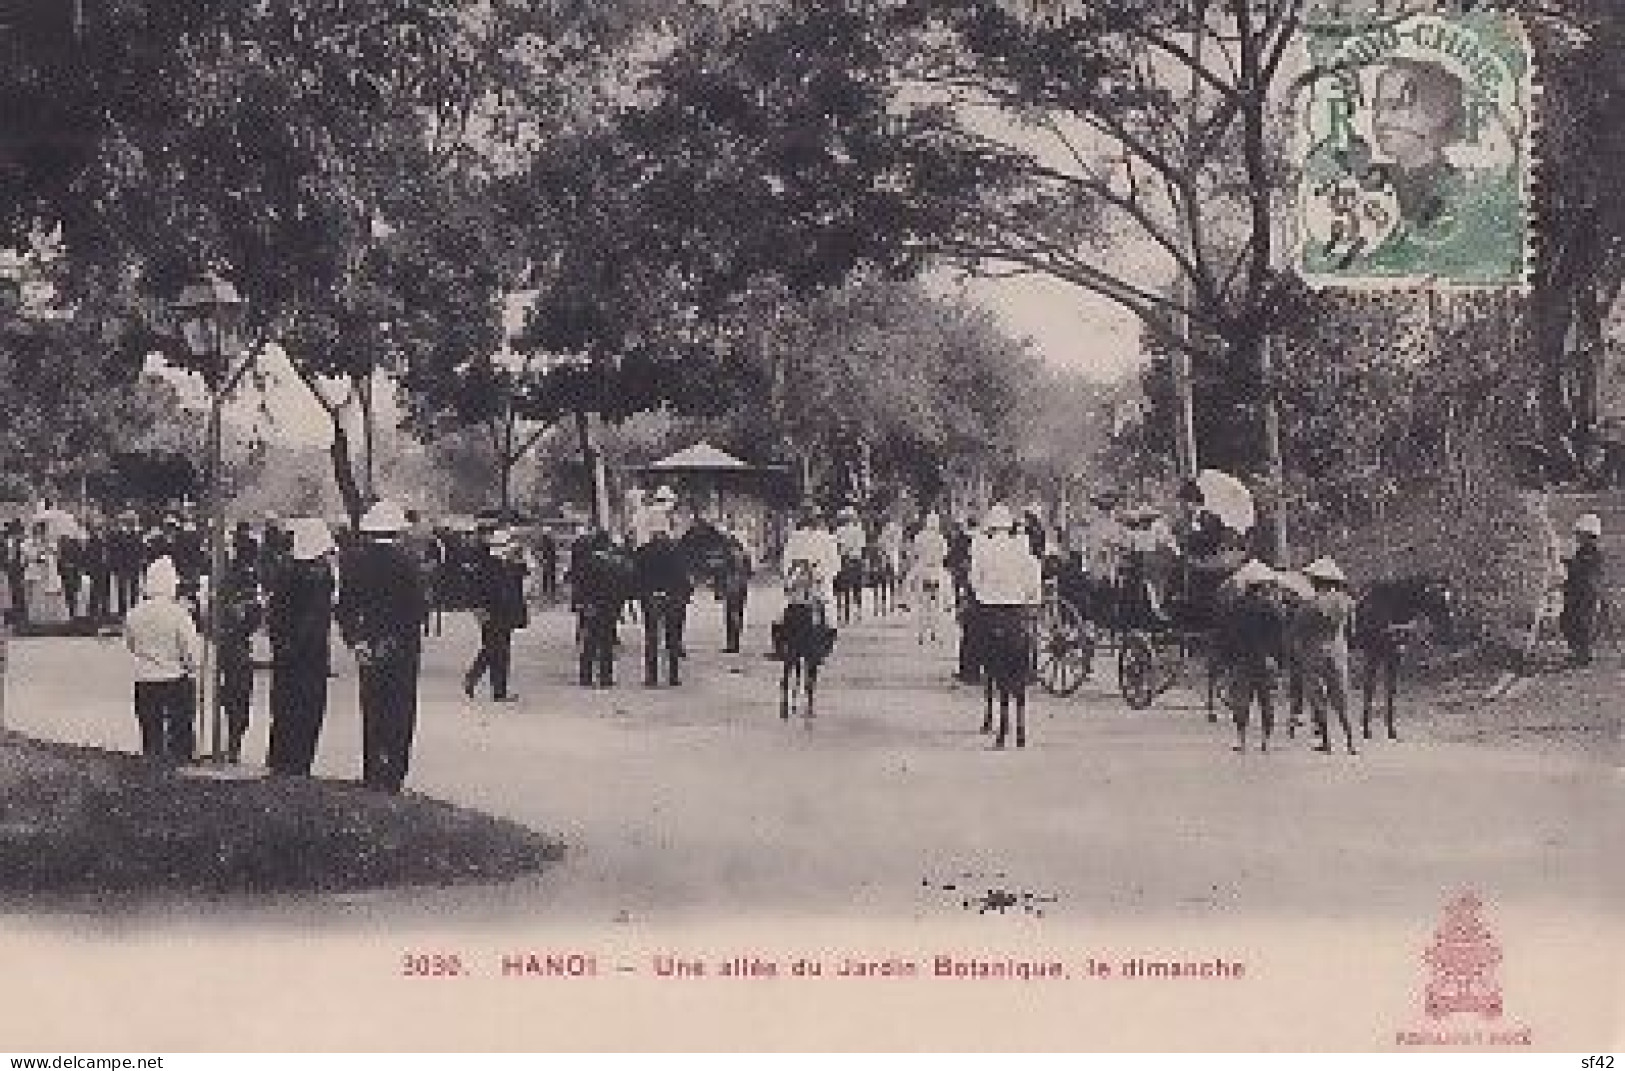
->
[402, 953, 464, 977]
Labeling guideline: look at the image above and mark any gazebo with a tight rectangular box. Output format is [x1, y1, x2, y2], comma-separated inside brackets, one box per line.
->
[626, 442, 793, 557]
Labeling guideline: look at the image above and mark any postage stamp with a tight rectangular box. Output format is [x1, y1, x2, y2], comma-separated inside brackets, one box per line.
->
[1296, 10, 1535, 288]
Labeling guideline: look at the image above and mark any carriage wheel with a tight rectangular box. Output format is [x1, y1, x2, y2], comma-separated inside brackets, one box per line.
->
[1037, 596, 1091, 695]
[1036, 598, 1090, 698]
[1118, 633, 1158, 709]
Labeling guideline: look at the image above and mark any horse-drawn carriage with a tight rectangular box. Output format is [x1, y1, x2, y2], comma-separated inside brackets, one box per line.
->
[1035, 552, 1235, 710]
[1035, 470, 1257, 710]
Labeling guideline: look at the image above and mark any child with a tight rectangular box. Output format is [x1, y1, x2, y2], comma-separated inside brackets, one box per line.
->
[124, 556, 203, 760]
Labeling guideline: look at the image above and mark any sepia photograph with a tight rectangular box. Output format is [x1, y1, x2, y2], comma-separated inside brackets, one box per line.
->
[0, 0, 1618, 1054]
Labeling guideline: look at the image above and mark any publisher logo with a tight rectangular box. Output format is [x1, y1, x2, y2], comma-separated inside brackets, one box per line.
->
[1394, 892, 1532, 1048]
[1423, 891, 1503, 1019]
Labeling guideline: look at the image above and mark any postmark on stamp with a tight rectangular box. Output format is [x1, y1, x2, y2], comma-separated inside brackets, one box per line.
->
[1296, 11, 1534, 288]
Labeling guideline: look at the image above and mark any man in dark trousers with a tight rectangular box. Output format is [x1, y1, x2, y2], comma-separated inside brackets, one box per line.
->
[1560, 513, 1606, 667]
[538, 530, 558, 598]
[266, 518, 336, 776]
[463, 528, 529, 702]
[83, 516, 112, 628]
[217, 555, 263, 763]
[716, 523, 753, 654]
[570, 525, 628, 687]
[56, 526, 85, 623]
[108, 511, 145, 619]
[947, 515, 982, 684]
[1214, 561, 1286, 753]
[2, 520, 27, 626]
[337, 500, 428, 793]
[634, 506, 693, 686]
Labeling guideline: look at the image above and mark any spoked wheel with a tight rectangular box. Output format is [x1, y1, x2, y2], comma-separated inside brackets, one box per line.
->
[1117, 632, 1159, 710]
[1036, 597, 1092, 698]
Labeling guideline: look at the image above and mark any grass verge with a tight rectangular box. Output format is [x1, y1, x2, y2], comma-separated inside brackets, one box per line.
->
[0, 731, 564, 897]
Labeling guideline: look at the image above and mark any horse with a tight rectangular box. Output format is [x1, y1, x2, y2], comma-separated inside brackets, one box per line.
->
[862, 542, 898, 616]
[833, 555, 865, 625]
[1351, 575, 1455, 741]
[773, 563, 836, 721]
[978, 605, 1035, 748]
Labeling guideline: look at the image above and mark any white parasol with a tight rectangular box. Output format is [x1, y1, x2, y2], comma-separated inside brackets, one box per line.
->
[1194, 469, 1256, 533]
[29, 507, 83, 541]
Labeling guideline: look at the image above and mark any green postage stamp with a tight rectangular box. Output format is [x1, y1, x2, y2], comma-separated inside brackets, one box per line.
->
[1296, 11, 1534, 288]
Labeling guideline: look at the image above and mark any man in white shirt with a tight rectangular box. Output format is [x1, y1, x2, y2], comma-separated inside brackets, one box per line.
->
[968, 503, 1044, 747]
[970, 504, 1044, 610]
[124, 556, 203, 760]
[780, 504, 841, 623]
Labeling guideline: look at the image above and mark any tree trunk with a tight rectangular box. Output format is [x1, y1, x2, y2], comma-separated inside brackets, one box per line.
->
[573, 408, 601, 528]
[356, 373, 376, 503]
[329, 419, 365, 528]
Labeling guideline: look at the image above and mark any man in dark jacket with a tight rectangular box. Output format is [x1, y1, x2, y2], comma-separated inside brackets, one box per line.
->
[217, 557, 263, 763]
[538, 531, 559, 598]
[56, 529, 85, 622]
[1214, 561, 1287, 753]
[336, 500, 428, 793]
[107, 512, 145, 618]
[947, 516, 982, 685]
[266, 518, 335, 776]
[463, 528, 529, 702]
[634, 516, 693, 687]
[2, 520, 28, 626]
[1560, 513, 1606, 667]
[570, 526, 629, 687]
[83, 518, 112, 628]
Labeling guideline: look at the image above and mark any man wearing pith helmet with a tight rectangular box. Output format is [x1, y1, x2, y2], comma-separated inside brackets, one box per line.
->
[1299, 556, 1358, 755]
[336, 499, 429, 793]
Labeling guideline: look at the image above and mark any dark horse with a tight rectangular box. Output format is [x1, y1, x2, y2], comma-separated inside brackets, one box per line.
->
[979, 606, 1035, 748]
[862, 541, 898, 616]
[774, 564, 836, 720]
[1351, 575, 1454, 741]
[833, 554, 865, 625]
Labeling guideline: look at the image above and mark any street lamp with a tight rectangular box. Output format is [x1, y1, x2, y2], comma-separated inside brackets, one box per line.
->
[537, 349, 613, 529]
[171, 273, 250, 764]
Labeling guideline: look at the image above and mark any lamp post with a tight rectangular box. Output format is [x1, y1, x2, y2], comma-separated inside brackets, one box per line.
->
[171, 273, 250, 763]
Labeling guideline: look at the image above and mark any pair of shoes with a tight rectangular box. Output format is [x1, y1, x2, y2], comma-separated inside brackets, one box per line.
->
[493, 694, 521, 703]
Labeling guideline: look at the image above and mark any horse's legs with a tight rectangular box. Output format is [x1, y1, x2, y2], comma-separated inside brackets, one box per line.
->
[1360, 651, 1377, 739]
[804, 658, 818, 720]
[980, 675, 994, 734]
[1014, 685, 1026, 749]
[1383, 656, 1399, 741]
[780, 658, 794, 720]
[993, 688, 1009, 749]
[1205, 653, 1220, 723]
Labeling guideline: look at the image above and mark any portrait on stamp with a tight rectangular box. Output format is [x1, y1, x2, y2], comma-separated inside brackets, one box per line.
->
[1298, 12, 1533, 286]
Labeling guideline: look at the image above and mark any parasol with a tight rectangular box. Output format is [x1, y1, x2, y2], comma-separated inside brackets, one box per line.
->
[29, 507, 83, 541]
[1193, 468, 1256, 533]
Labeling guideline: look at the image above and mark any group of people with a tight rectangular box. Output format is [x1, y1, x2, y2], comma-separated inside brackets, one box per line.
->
[1212, 555, 1361, 755]
[1, 509, 206, 631]
[122, 501, 428, 792]
[22, 480, 1608, 783]
[567, 487, 755, 689]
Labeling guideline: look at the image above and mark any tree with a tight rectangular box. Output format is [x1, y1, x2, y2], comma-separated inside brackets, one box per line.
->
[66, 0, 516, 522]
[0, 288, 182, 505]
[1517, 0, 1625, 478]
